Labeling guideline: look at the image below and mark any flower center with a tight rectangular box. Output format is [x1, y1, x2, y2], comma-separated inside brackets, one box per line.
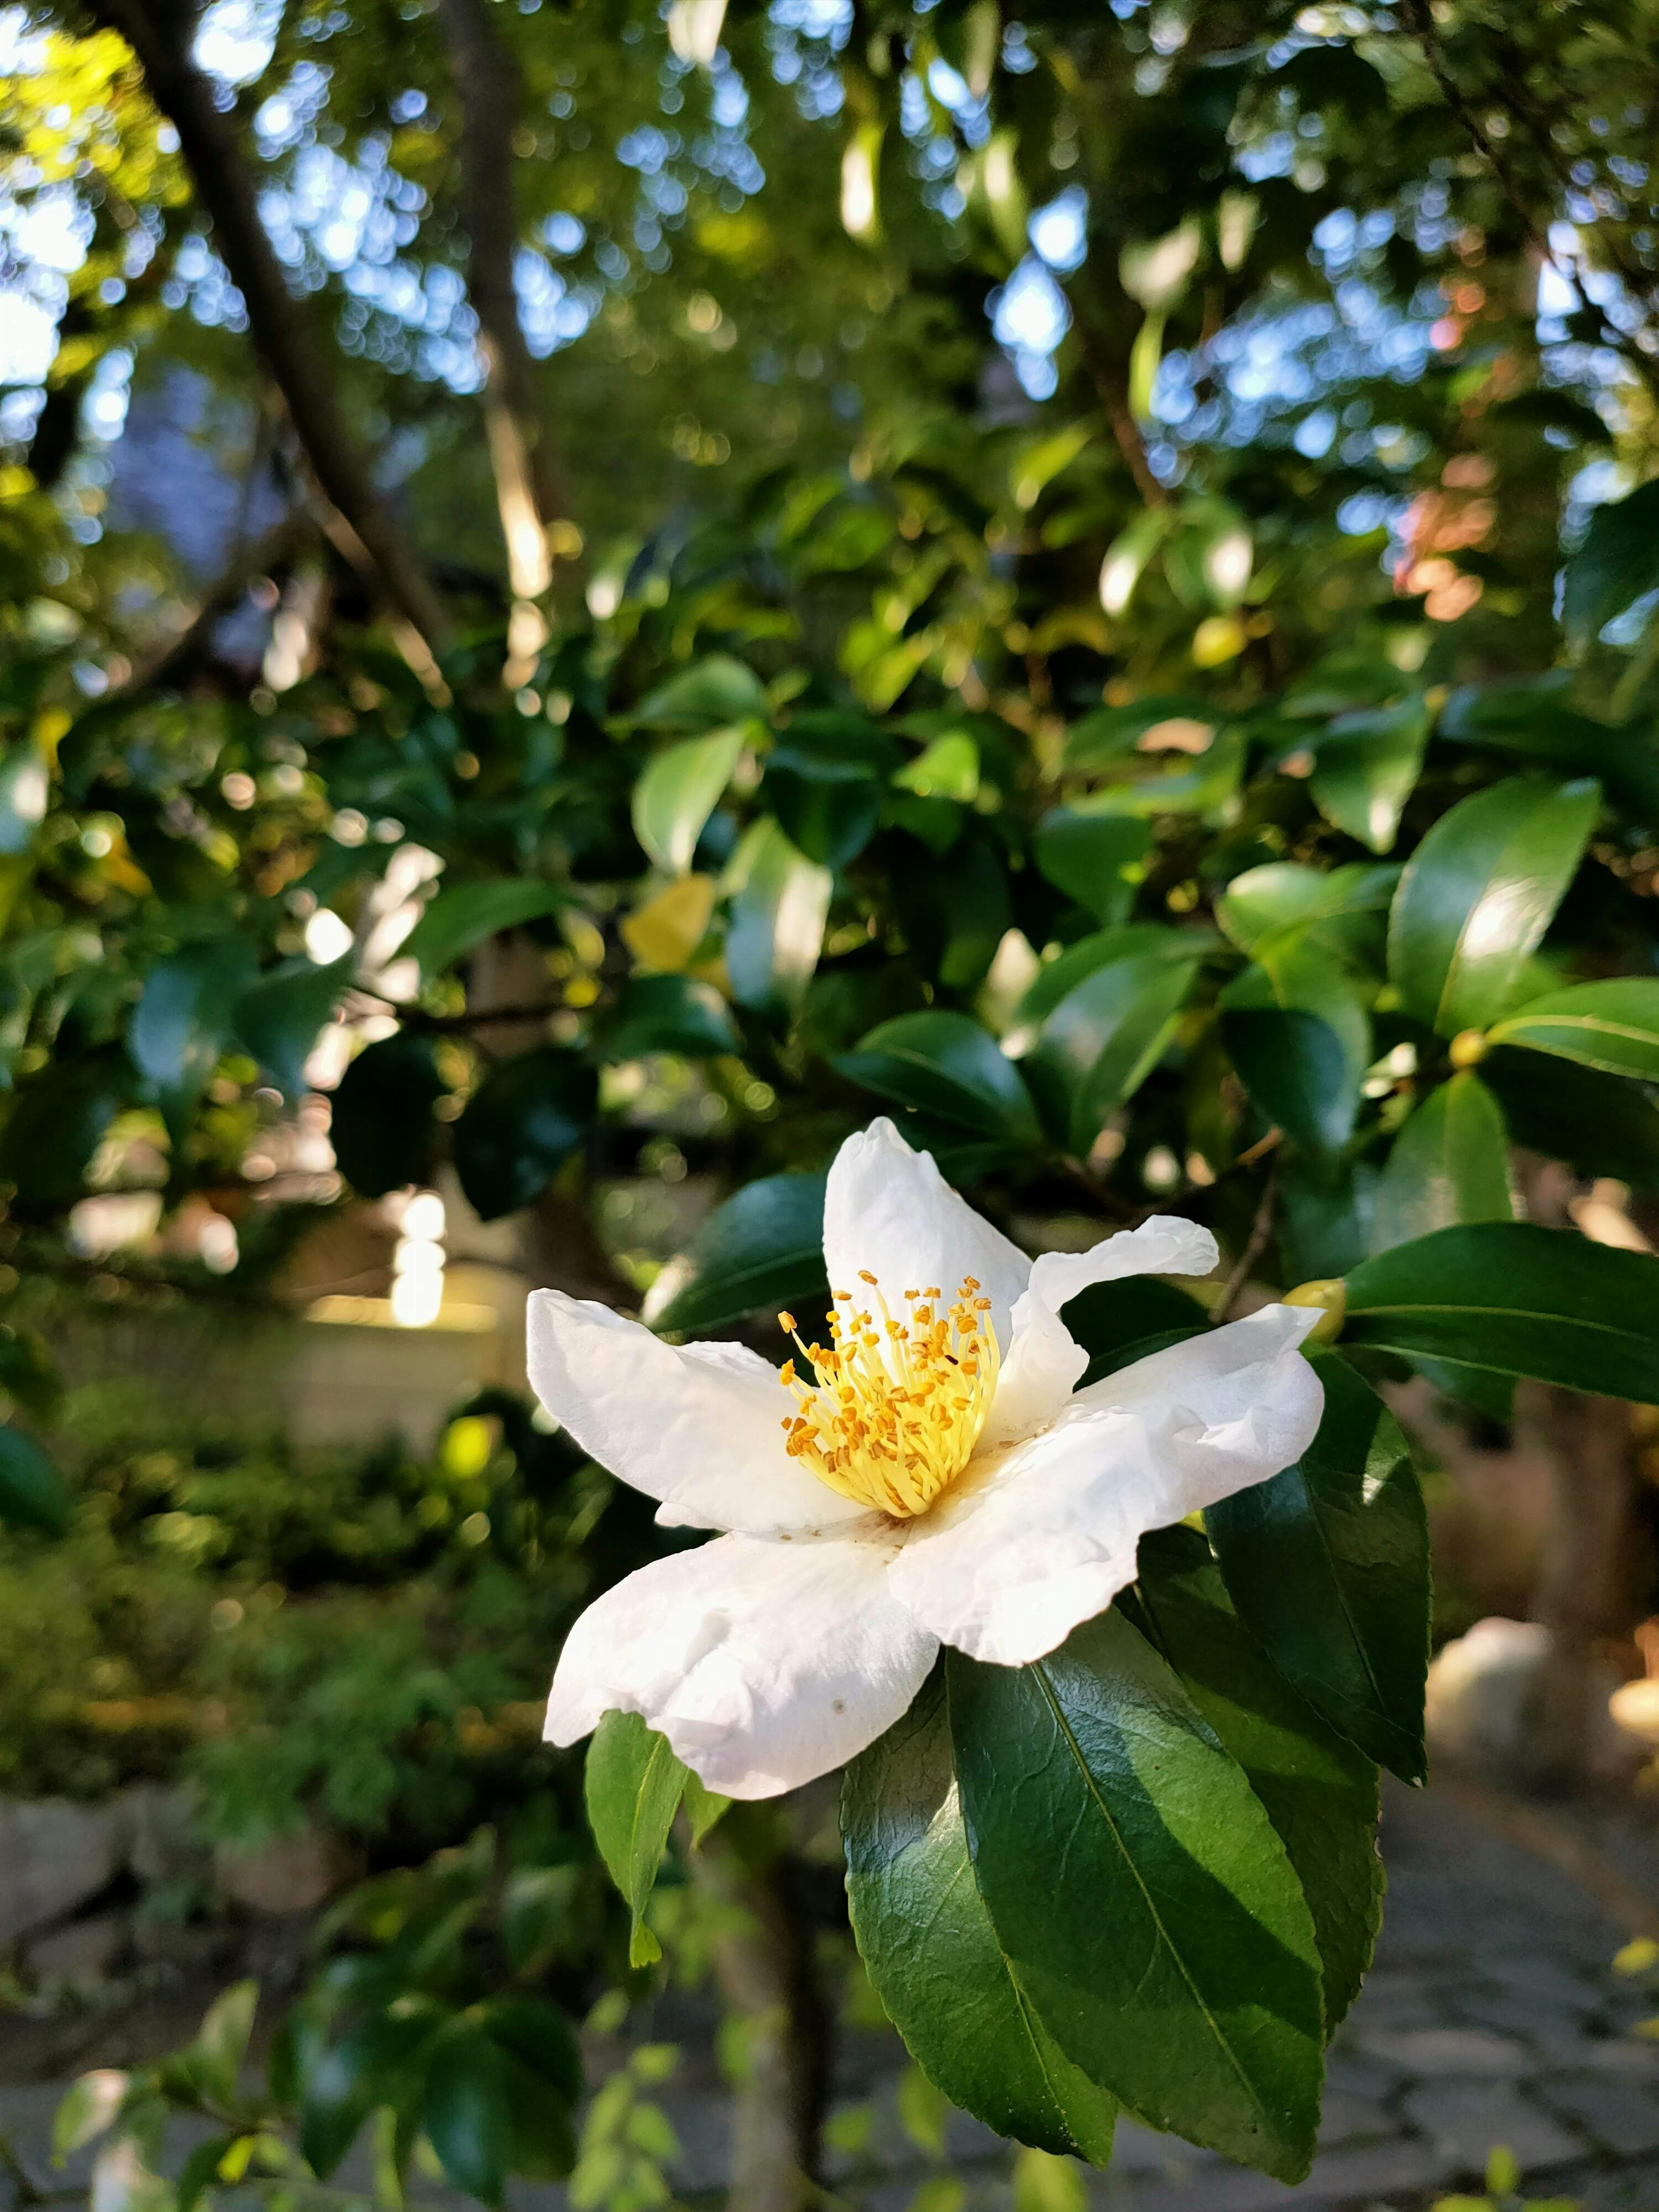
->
[775, 1273, 998, 1518]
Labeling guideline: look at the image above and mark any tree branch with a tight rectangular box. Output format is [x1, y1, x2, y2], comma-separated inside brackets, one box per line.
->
[87, 0, 451, 654]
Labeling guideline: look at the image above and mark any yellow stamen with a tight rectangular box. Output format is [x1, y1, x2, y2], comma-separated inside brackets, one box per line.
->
[776, 1272, 1000, 1518]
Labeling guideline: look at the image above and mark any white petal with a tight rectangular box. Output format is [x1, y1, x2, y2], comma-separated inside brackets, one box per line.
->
[527, 1290, 868, 1536]
[891, 1300, 1324, 1669]
[544, 1530, 939, 1798]
[1076, 1300, 1325, 1508]
[821, 1119, 1030, 1350]
[985, 1214, 1220, 1449]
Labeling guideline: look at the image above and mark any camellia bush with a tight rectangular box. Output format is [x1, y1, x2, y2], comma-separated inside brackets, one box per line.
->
[13, 0, 1659, 2200]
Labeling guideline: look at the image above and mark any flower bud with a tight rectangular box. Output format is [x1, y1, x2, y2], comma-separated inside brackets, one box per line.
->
[1283, 1277, 1347, 1345]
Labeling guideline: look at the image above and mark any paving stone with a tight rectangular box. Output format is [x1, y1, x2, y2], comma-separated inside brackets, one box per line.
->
[1478, 1950, 1605, 2012]
[1314, 2089, 1398, 2147]
[1100, 2118, 1219, 2177]
[1322, 2050, 1408, 2102]
[1401, 2081, 1583, 2173]
[1352, 2025, 1535, 2077]
[1096, 2136, 1452, 2212]
[1536, 2072, 1659, 2158]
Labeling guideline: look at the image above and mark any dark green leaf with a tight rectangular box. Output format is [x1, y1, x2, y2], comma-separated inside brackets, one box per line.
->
[451, 1046, 596, 1221]
[1278, 1154, 1378, 1281]
[1438, 679, 1659, 823]
[764, 751, 882, 870]
[175, 2136, 237, 2212]
[300, 2014, 431, 2180]
[601, 973, 741, 1061]
[645, 1170, 827, 1335]
[1481, 1044, 1659, 1190]
[836, 1011, 1039, 1144]
[633, 730, 747, 874]
[1222, 1006, 1352, 1153]
[402, 881, 567, 980]
[1060, 1275, 1208, 1386]
[424, 2031, 511, 2207]
[1369, 1072, 1513, 1253]
[1032, 811, 1151, 926]
[1307, 699, 1430, 855]
[0, 1325, 60, 1419]
[0, 1424, 70, 1536]
[585, 1711, 689, 1967]
[1128, 1527, 1382, 2034]
[1386, 777, 1600, 1036]
[482, 1998, 582, 2108]
[949, 1615, 1324, 2181]
[1562, 479, 1659, 649]
[1020, 947, 1201, 1154]
[843, 1667, 1118, 2164]
[1063, 695, 1208, 770]
[725, 820, 831, 1014]
[1487, 979, 1659, 1081]
[329, 1031, 446, 1200]
[233, 957, 350, 1098]
[632, 655, 769, 731]
[1343, 1222, 1659, 1401]
[128, 937, 258, 1132]
[1217, 862, 1398, 958]
[1208, 1357, 1427, 1782]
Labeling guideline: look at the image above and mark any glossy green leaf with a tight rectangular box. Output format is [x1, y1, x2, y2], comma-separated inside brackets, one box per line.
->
[632, 655, 769, 731]
[0, 1424, 70, 1536]
[836, 1011, 1039, 1144]
[1487, 978, 1659, 1080]
[1080, 728, 1246, 819]
[644, 1170, 828, 1335]
[842, 1667, 1119, 2165]
[484, 1997, 582, 2108]
[601, 973, 741, 1061]
[234, 956, 350, 1098]
[1220, 946, 1370, 1151]
[724, 819, 832, 1014]
[949, 1614, 1324, 2181]
[1278, 1154, 1379, 1281]
[1059, 1275, 1208, 1386]
[128, 936, 258, 1131]
[1307, 699, 1429, 855]
[1128, 1528, 1382, 2034]
[1032, 810, 1150, 926]
[402, 880, 566, 979]
[1344, 1222, 1659, 1400]
[189, 1980, 258, 2108]
[0, 1051, 132, 1207]
[893, 732, 979, 804]
[633, 728, 747, 875]
[1439, 679, 1659, 823]
[1063, 694, 1203, 768]
[1020, 948, 1201, 1154]
[175, 2136, 237, 2212]
[764, 750, 882, 871]
[1562, 479, 1659, 650]
[300, 2014, 431, 2179]
[451, 1045, 597, 1222]
[329, 1031, 446, 1199]
[585, 1711, 689, 1967]
[1208, 1354, 1429, 1783]
[424, 2030, 512, 2206]
[1481, 1045, 1659, 1191]
[1369, 1072, 1514, 1254]
[1386, 776, 1600, 1036]
[1013, 924, 1209, 1032]
[1217, 861, 1398, 958]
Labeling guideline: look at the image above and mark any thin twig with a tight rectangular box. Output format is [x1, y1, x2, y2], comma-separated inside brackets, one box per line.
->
[1214, 1159, 1279, 1323]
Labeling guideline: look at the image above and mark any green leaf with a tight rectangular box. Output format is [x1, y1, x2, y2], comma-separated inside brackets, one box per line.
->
[1013, 924, 1209, 1032]
[402, 880, 567, 979]
[1060, 1275, 1208, 1386]
[1386, 776, 1600, 1036]
[1487, 978, 1659, 1080]
[1343, 1221, 1659, 1401]
[329, 1032, 446, 1199]
[601, 973, 741, 1061]
[482, 1998, 582, 2109]
[300, 2015, 430, 2180]
[1481, 1044, 1659, 1190]
[1128, 1527, 1382, 2035]
[683, 1773, 731, 1846]
[633, 729, 747, 875]
[949, 1613, 1324, 2181]
[1306, 699, 1430, 855]
[451, 1046, 597, 1222]
[190, 1980, 258, 2107]
[128, 937, 258, 1133]
[1019, 945, 1201, 1154]
[424, 2031, 512, 2207]
[836, 1011, 1039, 1144]
[1220, 946, 1370, 1151]
[1563, 479, 1659, 649]
[0, 1049, 132, 1206]
[0, 1424, 70, 1537]
[1208, 1356, 1428, 1783]
[52, 2069, 130, 2161]
[632, 655, 769, 731]
[1062, 693, 1201, 769]
[842, 1667, 1118, 2165]
[893, 732, 980, 804]
[585, 1711, 689, 1967]
[644, 1170, 828, 1335]
[723, 819, 832, 1014]
[175, 2135, 237, 2212]
[1032, 811, 1150, 927]
[1439, 678, 1659, 823]
[233, 957, 350, 1098]
[1216, 862, 1398, 958]
[1369, 1072, 1514, 1254]
[1278, 1154, 1379, 1282]
[764, 750, 882, 871]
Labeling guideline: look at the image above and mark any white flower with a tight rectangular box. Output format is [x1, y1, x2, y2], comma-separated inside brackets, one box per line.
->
[534, 1118, 1324, 1800]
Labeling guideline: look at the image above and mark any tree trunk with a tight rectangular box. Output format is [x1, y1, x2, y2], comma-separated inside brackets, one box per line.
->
[90, 0, 451, 655]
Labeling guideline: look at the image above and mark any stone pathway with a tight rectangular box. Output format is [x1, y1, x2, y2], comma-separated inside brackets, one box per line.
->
[5, 1781, 1659, 2211]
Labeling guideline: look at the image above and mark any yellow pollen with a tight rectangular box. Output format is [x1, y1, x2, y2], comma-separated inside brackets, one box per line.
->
[775, 1272, 1000, 1518]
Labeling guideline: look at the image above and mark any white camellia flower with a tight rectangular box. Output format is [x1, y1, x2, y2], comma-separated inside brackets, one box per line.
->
[534, 1118, 1324, 1800]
